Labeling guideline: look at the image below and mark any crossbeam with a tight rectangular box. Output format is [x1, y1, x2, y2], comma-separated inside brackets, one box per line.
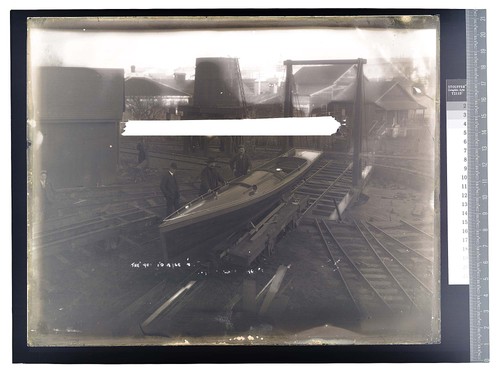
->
[284, 59, 367, 66]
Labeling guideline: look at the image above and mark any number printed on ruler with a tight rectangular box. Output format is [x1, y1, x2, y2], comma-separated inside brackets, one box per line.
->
[466, 9, 489, 362]
[446, 79, 469, 285]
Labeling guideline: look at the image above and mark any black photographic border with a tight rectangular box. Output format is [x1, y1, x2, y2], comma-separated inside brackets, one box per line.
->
[12, 8, 468, 363]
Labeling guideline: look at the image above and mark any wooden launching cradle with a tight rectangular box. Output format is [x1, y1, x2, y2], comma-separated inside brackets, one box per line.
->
[224, 195, 308, 267]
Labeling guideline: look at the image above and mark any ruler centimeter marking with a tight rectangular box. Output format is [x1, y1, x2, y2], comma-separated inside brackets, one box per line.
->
[466, 9, 489, 363]
[446, 80, 469, 285]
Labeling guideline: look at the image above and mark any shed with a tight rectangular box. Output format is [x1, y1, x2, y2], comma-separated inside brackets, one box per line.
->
[31, 66, 125, 188]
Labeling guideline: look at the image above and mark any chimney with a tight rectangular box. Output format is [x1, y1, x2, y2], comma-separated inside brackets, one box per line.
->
[131, 65, 136, 73]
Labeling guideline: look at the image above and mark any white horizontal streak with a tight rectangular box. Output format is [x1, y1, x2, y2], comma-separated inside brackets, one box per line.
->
[123, 117, 341, 136]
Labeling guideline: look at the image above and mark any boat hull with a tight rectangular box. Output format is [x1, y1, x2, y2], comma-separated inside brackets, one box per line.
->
[159, 149, 322, 262]
[160, 191, 285, 262]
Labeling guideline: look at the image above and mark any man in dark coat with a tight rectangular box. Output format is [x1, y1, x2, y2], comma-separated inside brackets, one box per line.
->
[199, 157, 225, 196]
[230, 145, 252, 177]
[36, 169, 57, 220]
[160, 162, 180, 217]
[137, 138, 148, 165]
[135, 138, 149, 182]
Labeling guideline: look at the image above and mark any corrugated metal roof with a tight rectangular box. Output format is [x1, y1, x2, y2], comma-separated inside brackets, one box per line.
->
[310, 67, 360, 102]
[157, 77, 196, 95]
[374, 82, 426, 110]
[294, 64, 355, 85]
[253, 91, 283, 105]
[125, 77, 191, 97]
[295, 64, 356, 96]
[310, 77, 426, 110]
[375, 100, 425, 111]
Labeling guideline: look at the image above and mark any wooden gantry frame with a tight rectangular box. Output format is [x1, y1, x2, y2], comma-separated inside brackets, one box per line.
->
[283, 58, 367, 187]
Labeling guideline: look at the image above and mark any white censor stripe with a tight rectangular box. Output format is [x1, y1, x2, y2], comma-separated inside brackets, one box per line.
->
[122, 116, 341, 136]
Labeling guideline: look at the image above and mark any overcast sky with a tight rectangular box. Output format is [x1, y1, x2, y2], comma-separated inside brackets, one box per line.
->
[29, 25, 437, 80]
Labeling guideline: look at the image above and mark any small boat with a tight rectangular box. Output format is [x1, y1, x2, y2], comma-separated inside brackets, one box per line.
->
[159, 148, 323, 262]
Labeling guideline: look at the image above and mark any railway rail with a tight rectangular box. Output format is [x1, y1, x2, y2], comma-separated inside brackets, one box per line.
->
[313, 218, 434, 319]
[31, 184, 167, 256]
[292, 157, 353, 219]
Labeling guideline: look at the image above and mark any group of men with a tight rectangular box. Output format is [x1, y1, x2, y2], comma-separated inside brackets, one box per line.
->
[160, 145, 252, 217]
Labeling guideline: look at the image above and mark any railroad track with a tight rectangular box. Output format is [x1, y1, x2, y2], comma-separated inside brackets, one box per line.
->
[32, 184, 168, 255]
[365, 219, 435, 262]
[30, 209, 174, 337]
[44, 188, 164, 225]
[365, 153, 434, 177]
[292, 157, 353, 219]
[313, 218, 434, 319]
[121, 147, 220, 170]
[32, 172, 200, 256]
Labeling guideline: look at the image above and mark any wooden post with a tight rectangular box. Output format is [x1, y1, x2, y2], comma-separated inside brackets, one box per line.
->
[282, 58, 366, 155]
[259, 265, 288, 315]
[352, 58, 366, 187]
[283, 61, 295, 150]
[333, 197, 342, 222]
[284, 61, 294, 118]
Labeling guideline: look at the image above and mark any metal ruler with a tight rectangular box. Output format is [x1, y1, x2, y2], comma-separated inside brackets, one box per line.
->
[465, 9, 489, 363]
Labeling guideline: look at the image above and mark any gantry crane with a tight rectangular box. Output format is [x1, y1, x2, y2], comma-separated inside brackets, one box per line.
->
[283, 58, 367, 187]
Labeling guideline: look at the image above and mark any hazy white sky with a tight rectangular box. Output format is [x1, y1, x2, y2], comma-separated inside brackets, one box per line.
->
[29, 26, 437, 78]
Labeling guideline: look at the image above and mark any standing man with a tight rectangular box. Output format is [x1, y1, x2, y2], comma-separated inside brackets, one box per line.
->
[137, 138, 148, 165]
[135, 138, 149, 182]
[160, 162, 180, 217]
[199, 157, 225, 196]
[36, 169, 57, 220]
[230, 145, 252, 178]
